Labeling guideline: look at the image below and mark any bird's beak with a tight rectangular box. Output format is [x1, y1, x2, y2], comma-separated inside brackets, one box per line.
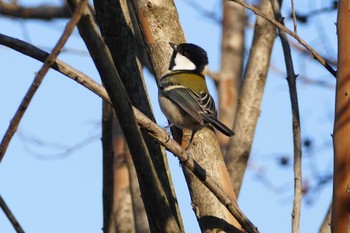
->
[169, 42, 177, 51]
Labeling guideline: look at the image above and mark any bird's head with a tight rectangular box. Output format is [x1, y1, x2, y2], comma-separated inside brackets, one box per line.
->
[168, 42, 208, 76]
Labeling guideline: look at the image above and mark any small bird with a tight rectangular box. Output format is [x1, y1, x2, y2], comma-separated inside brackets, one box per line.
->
[158, 42, 234, 139]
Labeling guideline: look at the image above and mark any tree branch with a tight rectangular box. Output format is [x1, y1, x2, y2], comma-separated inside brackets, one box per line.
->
[0, 0, 88, 163]
[229, 0, 337, 78]
[225, 0, 276, 195]
[130, 1, 246, 232]
[216, 1, 245, 150]
[0, 33, 259, 233]
[270, 1, 302, 233]
[0, 195, 24, 233]
[290, 0, 297, 33]
[65, 1, 182, 232]
[331, 0, 350, 231]
[93, 0, 183, 230]
[0, 1, 70, 20]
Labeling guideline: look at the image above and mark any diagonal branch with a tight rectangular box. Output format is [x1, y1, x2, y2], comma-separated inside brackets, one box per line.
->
[0, 0, 88, 163]
[0, 34, 259, 233]
[0, 195, 24, 233]
[270, 1, 302, 233]
[229, 0, 337, 78]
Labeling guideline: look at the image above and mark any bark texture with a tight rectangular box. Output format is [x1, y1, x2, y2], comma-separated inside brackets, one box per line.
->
[332, 0, 350, 232]
[225, 0, 276, 195]
[130, 0, 243, 231]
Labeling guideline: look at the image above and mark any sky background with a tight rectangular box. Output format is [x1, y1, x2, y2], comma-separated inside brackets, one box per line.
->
[0, 0, 337, 232]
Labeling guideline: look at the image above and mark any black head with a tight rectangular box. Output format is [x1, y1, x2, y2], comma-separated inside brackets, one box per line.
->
[169, 42, 208, 74]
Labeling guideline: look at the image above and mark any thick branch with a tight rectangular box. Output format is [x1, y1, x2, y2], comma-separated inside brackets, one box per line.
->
[93, 0, 182, 230]
[225, 0, 276, 195]
[65, 1, 182, 232]
[332, 0, 350, 232]
[216, 1, 245, 150]
[130, 1, 247, 232]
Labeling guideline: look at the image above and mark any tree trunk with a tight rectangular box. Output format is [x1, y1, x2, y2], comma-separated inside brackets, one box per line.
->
[130, 0, 244, 231]
[332, 0, 350, 232]
[217, 1, 245, 150]
[94, 0, 183, 231]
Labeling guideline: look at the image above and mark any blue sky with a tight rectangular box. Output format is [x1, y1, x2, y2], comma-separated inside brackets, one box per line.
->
[0, 0, 337, 232]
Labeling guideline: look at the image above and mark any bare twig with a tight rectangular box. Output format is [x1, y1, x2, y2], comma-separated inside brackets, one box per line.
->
[0, 34, 259, 233]
[289, 40, 337, 67]
[290, 0, 297, 33]
[229, 0, 337, 78]
[0, 0, 88, 163]
[0, 195, 24, 233]
[270, 1, 302, 233]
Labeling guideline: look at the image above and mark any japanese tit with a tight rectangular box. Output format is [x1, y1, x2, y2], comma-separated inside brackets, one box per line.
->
[158, 42, 234, 137]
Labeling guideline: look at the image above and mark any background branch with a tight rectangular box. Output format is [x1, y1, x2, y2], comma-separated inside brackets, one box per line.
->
[225, 0, 276, 195]
[0, 1, 70, 20]
[229, 0, 337, 78]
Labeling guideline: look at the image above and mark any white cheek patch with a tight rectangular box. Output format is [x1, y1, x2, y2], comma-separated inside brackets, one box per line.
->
[172, 53, 196, 71]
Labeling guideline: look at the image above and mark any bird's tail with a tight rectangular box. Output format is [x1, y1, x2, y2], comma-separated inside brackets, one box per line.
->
[203, 115, 234, 137]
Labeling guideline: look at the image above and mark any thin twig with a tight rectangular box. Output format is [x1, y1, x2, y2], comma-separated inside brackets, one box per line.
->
[0, 195, 25, 233]
[0, 34, 259, 233]
[270, 1, 302, 233]
[290, 0, 297, 33]
[229, 0, 337, 78]
[0, 0, 88, 162]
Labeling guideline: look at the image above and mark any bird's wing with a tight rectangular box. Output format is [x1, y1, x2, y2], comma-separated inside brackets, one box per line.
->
[160, 84, 217, 124]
